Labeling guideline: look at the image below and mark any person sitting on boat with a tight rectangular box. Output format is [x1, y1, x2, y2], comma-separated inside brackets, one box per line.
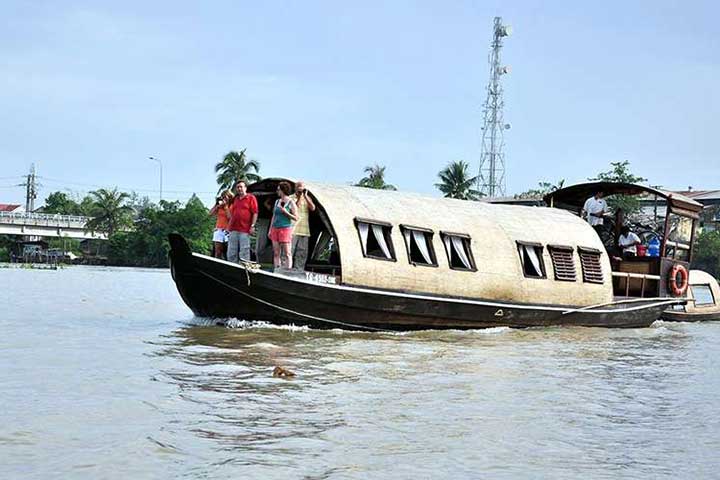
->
[208, 190, 233, 259]
[269, 181, 298, 270]
[582, 190, 608, 235]
[291, 180, 316, 271]
[618, 225, 642, 258]
[226, 180, 258, 263]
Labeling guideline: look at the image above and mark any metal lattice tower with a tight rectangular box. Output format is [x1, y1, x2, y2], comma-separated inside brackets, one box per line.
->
[478, 17, 512, 198]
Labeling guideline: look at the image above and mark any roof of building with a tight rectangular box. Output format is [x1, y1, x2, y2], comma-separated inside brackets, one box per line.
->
[0, 204, 21, 212]
[671, 190, 720, 204]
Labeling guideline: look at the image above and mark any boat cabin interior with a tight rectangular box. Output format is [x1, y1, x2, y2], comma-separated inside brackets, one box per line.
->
[545, 182, 703, 298]
[249, 178, 342, 276]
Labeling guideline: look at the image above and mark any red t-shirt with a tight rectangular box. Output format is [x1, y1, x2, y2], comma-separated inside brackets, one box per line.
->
[228, 194, 258, 233]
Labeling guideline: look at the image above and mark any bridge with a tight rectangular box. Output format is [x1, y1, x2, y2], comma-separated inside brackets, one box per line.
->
[0, 212, 107, 239]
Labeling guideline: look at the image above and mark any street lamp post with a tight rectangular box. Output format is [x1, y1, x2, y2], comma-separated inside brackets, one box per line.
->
[149, 156, 162, 201]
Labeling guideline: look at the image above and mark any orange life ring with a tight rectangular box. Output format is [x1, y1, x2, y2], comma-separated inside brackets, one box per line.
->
[668, 264, 689, 296]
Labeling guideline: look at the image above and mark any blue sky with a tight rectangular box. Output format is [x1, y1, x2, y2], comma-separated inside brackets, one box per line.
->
[1, 0, 718, 207]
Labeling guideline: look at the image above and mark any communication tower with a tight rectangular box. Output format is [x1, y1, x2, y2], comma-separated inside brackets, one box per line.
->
[478, 17, 512, 198]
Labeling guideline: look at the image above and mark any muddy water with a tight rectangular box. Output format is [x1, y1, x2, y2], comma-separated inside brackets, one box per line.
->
[2, 266, 719, 479]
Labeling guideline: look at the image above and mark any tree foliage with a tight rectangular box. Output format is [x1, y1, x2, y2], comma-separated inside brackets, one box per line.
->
[215, 149, 261, 193]
[589, 161, 648, 216]
[85, 188, 133, 236]
[356, 164, 397, 190]
[515, 179, 565, 200]
[43, 192, 87, 215]
[40, 188, 214, 267]
[693, 230, 720, 279]
[435, 161, 481, 200]
[108, 194, 214, 267]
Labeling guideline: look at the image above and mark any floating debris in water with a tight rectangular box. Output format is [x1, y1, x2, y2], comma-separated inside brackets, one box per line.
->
[272, 366, 296, 378]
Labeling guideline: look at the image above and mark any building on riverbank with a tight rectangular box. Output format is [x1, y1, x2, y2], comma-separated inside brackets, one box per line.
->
[639, 188, 720, 232]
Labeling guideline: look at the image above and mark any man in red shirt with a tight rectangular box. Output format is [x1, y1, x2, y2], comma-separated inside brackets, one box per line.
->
[224, 180, 258, 262]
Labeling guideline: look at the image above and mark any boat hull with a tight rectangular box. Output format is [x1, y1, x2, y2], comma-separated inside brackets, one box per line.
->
[168, 234, 679, 331]
[659, 310, 720, 322]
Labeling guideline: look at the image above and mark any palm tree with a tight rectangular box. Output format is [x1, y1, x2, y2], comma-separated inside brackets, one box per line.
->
[215, 149, 261, 193]
[356, 164, 397, 190]
[85, 188, 133, 236]
[435, 161, 482, 200]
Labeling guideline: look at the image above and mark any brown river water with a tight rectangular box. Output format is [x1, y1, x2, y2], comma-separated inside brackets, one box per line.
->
[2, 266, 720, 479]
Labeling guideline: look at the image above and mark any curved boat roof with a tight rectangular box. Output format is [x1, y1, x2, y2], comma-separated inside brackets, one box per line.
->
[251, 180, 615, 306]
[543, 181, 702, 212]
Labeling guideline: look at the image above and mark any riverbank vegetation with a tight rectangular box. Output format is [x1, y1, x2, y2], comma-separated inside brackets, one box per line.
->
[13, 156, 716, 277]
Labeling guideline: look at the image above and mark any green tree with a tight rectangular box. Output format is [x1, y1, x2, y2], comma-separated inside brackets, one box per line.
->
[85, 188, 133, 236]
[435, 161, 482, 200]
[515, 179, 566, 199]
[43, 191, 84, 215]
[126, 192, 154, 219]
[589, 160, 647, 216]
[693, 230, 720, 279]
[215, 149, 261, 193]
[108, 195, 213, 267]
[356, 164, 397, 190]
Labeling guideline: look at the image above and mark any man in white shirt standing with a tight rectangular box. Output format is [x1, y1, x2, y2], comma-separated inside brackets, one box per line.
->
[618, 225, 642, 258]
[582, 190, 608, 235]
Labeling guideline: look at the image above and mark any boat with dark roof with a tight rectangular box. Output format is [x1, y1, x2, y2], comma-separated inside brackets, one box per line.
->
[168, 179, 682, 331]
[545, 181, 720, 323]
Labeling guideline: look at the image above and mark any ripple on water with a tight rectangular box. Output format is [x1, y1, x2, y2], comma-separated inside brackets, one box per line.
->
[3, 267, 720, 479]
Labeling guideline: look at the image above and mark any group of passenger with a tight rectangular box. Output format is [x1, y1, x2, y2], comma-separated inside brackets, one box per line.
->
[582, 190, 641, 258]
[209, 180, 315, 271]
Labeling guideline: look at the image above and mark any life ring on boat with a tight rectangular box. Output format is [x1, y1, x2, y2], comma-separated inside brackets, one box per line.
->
[668, 264, 689, 296]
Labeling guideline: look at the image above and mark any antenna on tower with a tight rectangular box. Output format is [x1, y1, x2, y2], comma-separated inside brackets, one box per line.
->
[478, 17, 512, 198]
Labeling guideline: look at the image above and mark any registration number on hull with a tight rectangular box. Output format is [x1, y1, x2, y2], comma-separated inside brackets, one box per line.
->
[305, 272, 337, 285]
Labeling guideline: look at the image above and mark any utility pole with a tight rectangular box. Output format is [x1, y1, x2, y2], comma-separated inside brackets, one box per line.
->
[478, 17, 512, 198]
[22, 164, 39, 212]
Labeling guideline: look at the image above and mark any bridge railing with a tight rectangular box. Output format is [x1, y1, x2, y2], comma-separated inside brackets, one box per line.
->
[0, 211, 91, 228]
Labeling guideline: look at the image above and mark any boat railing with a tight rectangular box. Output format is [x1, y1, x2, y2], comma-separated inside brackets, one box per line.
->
[664, 240, 691, 251]
[611, 271, 662, 298]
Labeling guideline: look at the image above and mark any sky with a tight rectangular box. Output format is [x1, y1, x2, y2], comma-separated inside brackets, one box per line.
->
[1, 0, 719, 207]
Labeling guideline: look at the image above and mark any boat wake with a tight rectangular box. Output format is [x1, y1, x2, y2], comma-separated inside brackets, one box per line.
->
[185, 317, 514, 336]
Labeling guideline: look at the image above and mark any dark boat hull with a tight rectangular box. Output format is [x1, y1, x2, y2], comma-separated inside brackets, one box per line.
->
[660, 310, 720, 322]
[168, 234, 680, 331]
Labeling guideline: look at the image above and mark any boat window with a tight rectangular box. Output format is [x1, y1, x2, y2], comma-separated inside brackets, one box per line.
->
[548, 245, 577, 282]
[401, 225, 437, 267]
[665, 213, 694, 262]
[578, 247, 604, 284]
[440, 232, 476, 271]
[517, 242, 546, 279]
[355, 218, 396, 261]
[691, 284, 715, 306]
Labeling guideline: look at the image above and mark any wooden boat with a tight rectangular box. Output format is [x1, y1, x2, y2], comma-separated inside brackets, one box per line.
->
[168, 179, 681, 330]
[661, 270, 720, 322]
[545, 181, 719, 323]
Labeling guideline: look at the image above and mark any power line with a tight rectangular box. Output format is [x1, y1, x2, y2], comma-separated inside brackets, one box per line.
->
[37, 176, 216, 195]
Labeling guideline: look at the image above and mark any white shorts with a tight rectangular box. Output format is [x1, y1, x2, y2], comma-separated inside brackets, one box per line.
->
[213, 229, 228, 243]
